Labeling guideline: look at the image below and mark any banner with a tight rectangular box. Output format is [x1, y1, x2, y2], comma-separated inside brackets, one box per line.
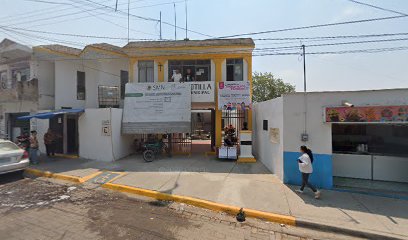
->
[325, 105, 408, 123]
[190, 82, 214, 103]
[217, 81, 251, 110]
[122, 83, 191, 134]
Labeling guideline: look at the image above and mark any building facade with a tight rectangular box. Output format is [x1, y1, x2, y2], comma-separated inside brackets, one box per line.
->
[253, 89, 408, 189]
[0, 39, 55, 143]
[22, 39, 254, 161]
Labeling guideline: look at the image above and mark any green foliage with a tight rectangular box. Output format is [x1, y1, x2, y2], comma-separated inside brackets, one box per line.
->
[252, 72, 295, 102]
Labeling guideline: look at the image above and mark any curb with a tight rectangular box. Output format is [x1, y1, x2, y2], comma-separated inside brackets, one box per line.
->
[102, 182, 296, 226]
[296, 219, 406, 240]
[25, 168, 82, 183]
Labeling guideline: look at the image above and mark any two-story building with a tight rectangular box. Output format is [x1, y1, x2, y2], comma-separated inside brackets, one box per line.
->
[0, 39, 55, 143]
[25, 38, 255, 162]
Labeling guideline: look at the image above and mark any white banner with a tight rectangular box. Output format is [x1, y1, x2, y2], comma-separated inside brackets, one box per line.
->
[122, 83, 191, 134]
[190, 82, 214, 102]
[217, 81, 251, 110]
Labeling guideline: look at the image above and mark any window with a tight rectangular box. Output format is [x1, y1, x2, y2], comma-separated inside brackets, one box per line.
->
[138, 61, 154, 83]
[168, 60, 211, 82]
[263, 120, 268, 131]
[332, 124, 408, 156]
[98, 86, 120, 108]
[120, 70, 129, 99]
[77, 71, 85, 100]
[226, 59, 243, 81]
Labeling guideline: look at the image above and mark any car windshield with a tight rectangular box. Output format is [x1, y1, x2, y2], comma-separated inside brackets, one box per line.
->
[0, 142, 20, 152]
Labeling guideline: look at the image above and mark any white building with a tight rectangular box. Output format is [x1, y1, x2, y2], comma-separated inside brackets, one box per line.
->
[0, 39, 55, 143]
[22, 39, 254, 162]
[253, 89, 408, 189]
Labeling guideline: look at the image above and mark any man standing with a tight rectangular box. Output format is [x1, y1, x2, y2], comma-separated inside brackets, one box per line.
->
[29, 131, 39, 164]
[44, 128, 57, 157]
[170, 69, 182, 82]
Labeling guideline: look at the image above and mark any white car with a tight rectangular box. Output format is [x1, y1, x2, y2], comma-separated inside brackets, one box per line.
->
[0, 139, 30, 175]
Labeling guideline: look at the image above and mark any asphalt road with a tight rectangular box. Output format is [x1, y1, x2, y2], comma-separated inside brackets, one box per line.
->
[0, 172, 363, 240]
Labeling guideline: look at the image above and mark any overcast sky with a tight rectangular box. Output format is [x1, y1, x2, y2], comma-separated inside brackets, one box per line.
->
[1, 0, 407, 92]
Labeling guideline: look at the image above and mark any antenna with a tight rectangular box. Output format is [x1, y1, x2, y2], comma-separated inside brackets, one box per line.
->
[127, 0, 130, 43]
[159, 11, 162, 40]
[174, 3, 177, 40]
[185, 0, 188, 40]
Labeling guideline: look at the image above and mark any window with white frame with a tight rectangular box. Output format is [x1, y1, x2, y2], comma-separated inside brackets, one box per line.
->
[226, 59, 243, 81]
[138, 60, 154, 82]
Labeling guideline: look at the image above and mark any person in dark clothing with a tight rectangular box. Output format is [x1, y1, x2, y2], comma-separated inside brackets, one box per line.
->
[44, 128, 59, 156]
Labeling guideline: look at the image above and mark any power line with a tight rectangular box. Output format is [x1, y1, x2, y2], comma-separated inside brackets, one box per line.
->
[254, 32, 408, 41]
[254, 37, 408, 52]
[346, 0, 408, 16]
[217, 15, 408, 38]
[82, 0, 214, 38]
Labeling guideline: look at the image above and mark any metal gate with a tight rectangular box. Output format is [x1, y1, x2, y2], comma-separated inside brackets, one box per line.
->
[222, 109, 246, 145]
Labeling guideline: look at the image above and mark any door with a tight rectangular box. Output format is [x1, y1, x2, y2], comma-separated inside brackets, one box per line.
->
[49, 116, 64, 154]
[66, 117, 78, 154]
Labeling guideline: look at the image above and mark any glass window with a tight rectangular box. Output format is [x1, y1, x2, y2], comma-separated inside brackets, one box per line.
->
[0, 142, 20, 152]
[168, 60, 211, 82]
[138, 61, 154, 83]
[332, 124, 408, 156]
[226, 58, 243, 81]
[77, 71, 85, 100]
[120, 70, 129, 99]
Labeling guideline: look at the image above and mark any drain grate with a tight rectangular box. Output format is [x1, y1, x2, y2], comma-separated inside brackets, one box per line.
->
[88, 172, 121, 184]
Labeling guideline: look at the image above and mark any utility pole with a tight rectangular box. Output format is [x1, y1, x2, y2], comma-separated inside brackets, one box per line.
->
[185, 0, 188, 40]
[302, 44, 306, 92]
[174, 3, 177, 40]
[127, 0, 130, 43]
[159, 11, 162, 40]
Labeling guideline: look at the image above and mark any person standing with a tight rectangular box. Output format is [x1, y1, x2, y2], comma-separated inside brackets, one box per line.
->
[170, 69, 182, 82]
[44, 128, 56, 157]
[296, 145, 321, 199]
[29, 131, 39, 165]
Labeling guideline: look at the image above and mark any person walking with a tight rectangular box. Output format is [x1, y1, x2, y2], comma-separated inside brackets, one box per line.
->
[44, 128, 56, 157]
[29, 131, 39, 165]
[296, 145, 321, 199]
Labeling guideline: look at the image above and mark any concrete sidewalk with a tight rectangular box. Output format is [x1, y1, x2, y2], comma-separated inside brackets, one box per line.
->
[29, 154, 408, 239]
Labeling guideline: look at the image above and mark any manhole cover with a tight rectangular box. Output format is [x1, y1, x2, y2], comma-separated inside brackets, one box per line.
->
[89, 172, 121, 184]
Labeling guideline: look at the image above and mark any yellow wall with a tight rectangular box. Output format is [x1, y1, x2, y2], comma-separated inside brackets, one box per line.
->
[128, 52, 253, 149]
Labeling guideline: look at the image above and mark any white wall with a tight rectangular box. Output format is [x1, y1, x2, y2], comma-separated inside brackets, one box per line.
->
[55, 59, 128, 109]
[253, 97, 284, 180]
[78, 108, 133, 162]
[34, 60, 55, 110]
[111, 108, 134, 160]
[282, 89, 408, 154]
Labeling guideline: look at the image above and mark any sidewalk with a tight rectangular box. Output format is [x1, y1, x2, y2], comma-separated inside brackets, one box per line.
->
[28, 154, 408, 239]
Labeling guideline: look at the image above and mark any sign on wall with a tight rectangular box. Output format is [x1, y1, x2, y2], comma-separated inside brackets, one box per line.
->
[190, 82, 214, 102]
[101, 120, 111, 136]
[122, 83, 191, 134]
[325, 105, 408, 123]
[217, 81, 251, 110]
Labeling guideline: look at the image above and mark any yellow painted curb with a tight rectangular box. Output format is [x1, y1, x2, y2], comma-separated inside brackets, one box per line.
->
[102, 182, 296, 226]
[25, 168, 82, 183]
[53, 154, 79, 159]
[237, 157, 257, 163]
[204, 151, 216, 156]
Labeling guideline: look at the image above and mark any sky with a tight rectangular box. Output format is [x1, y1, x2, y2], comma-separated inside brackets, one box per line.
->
[1, 0, 407, 92]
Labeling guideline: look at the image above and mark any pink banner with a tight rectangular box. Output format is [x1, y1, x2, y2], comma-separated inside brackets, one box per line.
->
[325, 105, 408, 123]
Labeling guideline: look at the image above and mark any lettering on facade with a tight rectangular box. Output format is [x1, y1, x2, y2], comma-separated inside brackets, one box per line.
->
[191, 83, 212, 95]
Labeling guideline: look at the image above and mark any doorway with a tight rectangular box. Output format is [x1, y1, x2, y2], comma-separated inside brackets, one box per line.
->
[7, 113, 30, 142]
[66, 116, 78, 154]
[191, 110, 212, 153]
[49, 116, 64, 154]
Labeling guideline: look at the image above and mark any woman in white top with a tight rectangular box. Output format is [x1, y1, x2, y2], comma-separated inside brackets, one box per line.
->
[296, 145, 321, 199]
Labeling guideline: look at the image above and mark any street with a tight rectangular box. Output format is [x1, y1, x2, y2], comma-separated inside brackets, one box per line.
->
[0, 172, 361, 240]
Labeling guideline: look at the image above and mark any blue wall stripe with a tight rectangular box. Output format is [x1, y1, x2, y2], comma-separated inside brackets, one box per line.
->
[283, 151, 333, 189]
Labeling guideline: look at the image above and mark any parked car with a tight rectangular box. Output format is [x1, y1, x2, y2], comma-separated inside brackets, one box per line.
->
[0, 139, 30, 175]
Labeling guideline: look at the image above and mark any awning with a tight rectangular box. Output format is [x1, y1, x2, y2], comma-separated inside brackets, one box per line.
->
[17, 108, 84, 120]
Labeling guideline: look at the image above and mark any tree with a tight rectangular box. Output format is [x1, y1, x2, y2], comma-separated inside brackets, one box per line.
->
[252, 72, 295, 102]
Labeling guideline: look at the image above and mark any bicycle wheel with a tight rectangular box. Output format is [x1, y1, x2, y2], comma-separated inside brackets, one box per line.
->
[143, 150, 155, 162]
